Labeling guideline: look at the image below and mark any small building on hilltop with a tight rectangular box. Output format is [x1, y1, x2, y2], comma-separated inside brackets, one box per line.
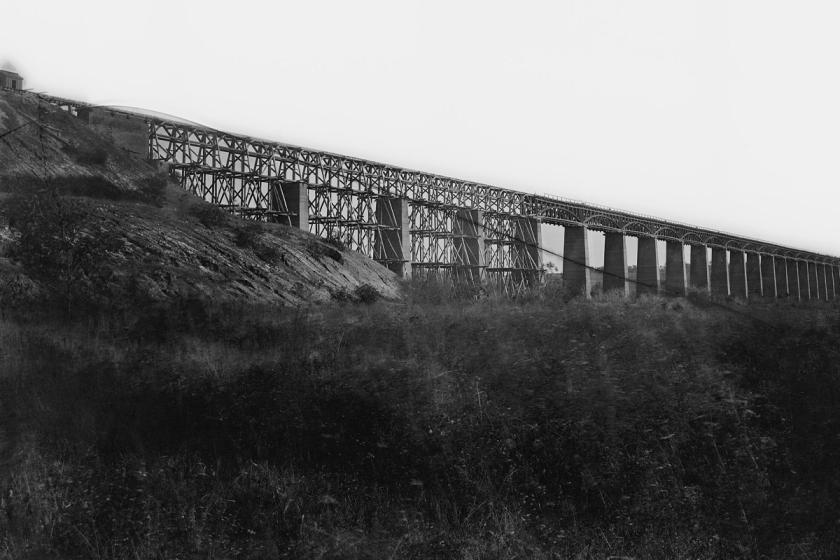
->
[0, 61, 24, 90]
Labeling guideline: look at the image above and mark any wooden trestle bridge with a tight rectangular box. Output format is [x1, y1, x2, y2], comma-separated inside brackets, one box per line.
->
[33, 91, 840, 299]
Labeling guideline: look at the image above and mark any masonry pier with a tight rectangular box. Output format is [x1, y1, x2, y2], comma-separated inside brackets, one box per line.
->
[637, 237, 660, 295]
[374, 197, 411, 277]
[797, 261, 810, 300]
[775, 257, 789, 297]
[746, 252, 762, 297]
[710, 247, 728, 296]
[729, 250, 747, 299]
[807, 262, 819, 300]
[563, 225, 591, 297]
[603, 232, 629, 296]
[271, 181, 309, 229]
[665, 241, 687, 296]
[689, 245, 709, 293]
[760, 254, 776, 298]
[789, 259, 801, 300]
[77, 107, 150, 158]
[818, 263, 831, 301]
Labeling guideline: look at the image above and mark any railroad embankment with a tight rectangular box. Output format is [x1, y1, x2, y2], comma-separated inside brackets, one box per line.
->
[0, 90, 400, 307]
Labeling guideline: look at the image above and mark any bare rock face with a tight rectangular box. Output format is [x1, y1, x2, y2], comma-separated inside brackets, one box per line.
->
[0, 91, 402, 307]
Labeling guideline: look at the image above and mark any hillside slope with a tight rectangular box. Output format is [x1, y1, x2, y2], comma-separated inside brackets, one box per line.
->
[0, 90, 401, 306]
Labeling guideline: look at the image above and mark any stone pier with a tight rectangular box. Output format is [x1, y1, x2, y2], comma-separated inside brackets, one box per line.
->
[797, 261, 810, 300]
[729, 250, 748, 299]
[563, 226, 591, 297]
[689, 245, 709, 293]
[820, 264, 830, 300]
[78, 107, 150, 158]
[271, 181, 309, 229]
[374, 197, 412, 277]
[788, 259, 800, 300]
[761, 254, 776, 298]
[808, 262, 820, 300]
[665, 241, 687, 296]
[710, 247, 728, 296]
[775, 257, 789, 297]
[603, 232, 629, 296]
[636, 237, 660, 295]
[746, 252, 762, 297]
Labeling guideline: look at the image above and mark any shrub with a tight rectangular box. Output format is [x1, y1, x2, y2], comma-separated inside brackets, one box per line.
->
[234, 222, 263, 248]
[136, 174, 168, 206]
[325, 235, 346, 250]
[253, 241, 280, 264]
[353, 283, 379, 304]
[233, 222, 281, 264]
[306, 238, 343, 263]
[190, 202, 229, 228]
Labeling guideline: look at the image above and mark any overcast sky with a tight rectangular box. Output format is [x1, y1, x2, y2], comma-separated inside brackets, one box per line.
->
[4, 0, 839, 263]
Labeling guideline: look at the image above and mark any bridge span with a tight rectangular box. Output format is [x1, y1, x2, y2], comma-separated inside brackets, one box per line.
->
[28, 90, 840, 300]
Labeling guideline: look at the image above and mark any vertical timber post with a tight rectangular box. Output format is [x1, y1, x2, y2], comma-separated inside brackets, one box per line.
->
[636, 237, 660, 296]
[746, 252, 762, 297]
[279, 181, 309, 230]
[761, 254, 776, 298]
[374, 196, 411, 278]
[710, 247, 728, 296]
[729, 250, 747, 299]
[453, 209, 486, 286]
[603, 232, 629, 296]
[513, 217, 542, 289]
[563, 225, 590, 297]
[689, 245, 709, 294]
[665, 241, 687, 296]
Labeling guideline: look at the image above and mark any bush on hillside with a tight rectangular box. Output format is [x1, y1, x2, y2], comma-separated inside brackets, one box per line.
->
[190, 202, 229, 228]
[306, 238, 343, 263]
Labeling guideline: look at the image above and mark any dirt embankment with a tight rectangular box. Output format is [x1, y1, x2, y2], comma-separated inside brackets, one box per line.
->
[0, 90, 401, 306]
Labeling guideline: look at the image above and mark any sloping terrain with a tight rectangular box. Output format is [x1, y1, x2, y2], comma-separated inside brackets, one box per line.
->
[0, 90, 400, 306]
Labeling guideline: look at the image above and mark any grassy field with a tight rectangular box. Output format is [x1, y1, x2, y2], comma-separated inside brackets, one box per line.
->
[2, 287, 840, 559]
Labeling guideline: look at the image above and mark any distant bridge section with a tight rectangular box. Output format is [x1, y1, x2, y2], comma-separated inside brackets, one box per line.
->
[24, 89, 840, 300]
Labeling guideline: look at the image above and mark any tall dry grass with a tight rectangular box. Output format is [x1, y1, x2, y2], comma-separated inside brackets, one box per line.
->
[1, 292, 839, 558]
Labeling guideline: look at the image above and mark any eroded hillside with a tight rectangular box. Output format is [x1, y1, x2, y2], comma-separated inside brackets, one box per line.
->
[0, 90, 401, 306]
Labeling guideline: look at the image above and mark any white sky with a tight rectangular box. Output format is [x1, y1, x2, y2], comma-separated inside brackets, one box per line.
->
[4, 0, 840, 264]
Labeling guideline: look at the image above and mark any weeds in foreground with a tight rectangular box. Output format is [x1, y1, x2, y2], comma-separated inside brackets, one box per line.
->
[1, 297, 839, 558]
